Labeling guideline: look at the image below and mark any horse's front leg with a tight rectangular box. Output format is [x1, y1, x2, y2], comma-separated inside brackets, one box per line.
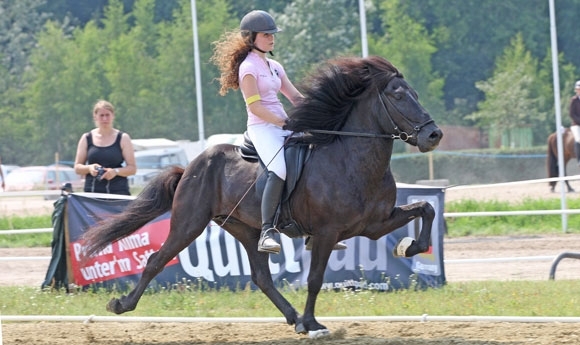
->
[301, 235, 336, 338]
[236, 234, 302, 331]
[364, 201, 435, 258]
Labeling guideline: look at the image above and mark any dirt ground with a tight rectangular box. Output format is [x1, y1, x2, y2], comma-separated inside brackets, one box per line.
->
[2, 181, 580, 344]
[3, 320, 580, 345]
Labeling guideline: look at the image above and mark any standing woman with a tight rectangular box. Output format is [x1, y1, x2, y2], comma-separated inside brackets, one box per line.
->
[211, 10, 303, 254]
[74, 100, 136, 195]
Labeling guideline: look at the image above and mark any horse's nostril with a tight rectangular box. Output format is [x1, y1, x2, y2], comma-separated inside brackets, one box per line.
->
[430, 130, 443, 140]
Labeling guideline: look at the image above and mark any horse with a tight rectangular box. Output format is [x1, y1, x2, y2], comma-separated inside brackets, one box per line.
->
[82, 55, 443, 338]
[547, 128, 575, 192]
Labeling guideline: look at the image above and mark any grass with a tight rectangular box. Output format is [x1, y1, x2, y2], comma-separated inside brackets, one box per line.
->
[0, 214, 52, 247]
[1, 280, 578, 317]
[445, 197, 580, 236]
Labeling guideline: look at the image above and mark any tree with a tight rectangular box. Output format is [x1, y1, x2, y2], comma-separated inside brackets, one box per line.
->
[466, 34, 547, 146]
[274, 0, 360, 81]
[192, 0, 246, 136]
[406, 0, 552, 115]
[0, 0, 50, 86]
[0, 0, 51, 163]
[104, 0, 165, 138]
[369, 0, 445, 121]
[536, 47, 577, 144]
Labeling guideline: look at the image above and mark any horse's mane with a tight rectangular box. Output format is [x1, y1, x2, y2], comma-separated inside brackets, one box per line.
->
[285, 55, 402, 145]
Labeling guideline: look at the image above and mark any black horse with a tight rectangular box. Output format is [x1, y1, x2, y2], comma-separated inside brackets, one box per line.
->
[82, 55, 443, 338]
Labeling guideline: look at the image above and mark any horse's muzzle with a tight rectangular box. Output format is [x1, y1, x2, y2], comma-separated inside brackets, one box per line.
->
[417, 126, 443, 152]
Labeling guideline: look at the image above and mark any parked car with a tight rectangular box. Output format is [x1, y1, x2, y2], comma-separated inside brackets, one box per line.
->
[130, 147, 189, 186]
[4, 165, 84, 192]
[1, 164, 20, 176]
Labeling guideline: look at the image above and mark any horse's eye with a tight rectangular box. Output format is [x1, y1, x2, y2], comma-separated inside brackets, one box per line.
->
[391, 90, 403, 100]
[388, 85, 405, 100]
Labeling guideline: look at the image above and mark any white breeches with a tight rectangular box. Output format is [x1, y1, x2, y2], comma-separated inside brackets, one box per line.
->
[247, 123, 291, 180]
[571, 125, 580, 143]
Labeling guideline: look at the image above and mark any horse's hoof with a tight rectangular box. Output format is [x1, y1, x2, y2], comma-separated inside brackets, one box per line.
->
[106, 298, 123, 314]
[295, 322, 307, 334]
[393, 237, 415, 258]
[309, 329, 331, 338]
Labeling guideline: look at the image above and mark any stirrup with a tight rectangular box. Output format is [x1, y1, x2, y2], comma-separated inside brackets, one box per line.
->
[258, 227, 281, 254]
[304, 237, 348, 251]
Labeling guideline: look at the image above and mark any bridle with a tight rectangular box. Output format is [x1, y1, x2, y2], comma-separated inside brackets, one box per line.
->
[307, 85, 433, 142]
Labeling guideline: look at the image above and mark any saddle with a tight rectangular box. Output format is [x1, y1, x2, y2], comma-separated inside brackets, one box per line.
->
[237, 131, 312, 237]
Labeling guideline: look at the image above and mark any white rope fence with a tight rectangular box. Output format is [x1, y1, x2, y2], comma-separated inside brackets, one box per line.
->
[2, 314, 580, 324]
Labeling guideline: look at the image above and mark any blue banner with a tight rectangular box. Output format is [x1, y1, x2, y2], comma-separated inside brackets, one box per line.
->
[65, 185, 446, 291]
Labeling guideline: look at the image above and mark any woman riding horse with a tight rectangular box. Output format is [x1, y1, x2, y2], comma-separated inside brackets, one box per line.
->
[82, 55, 443, 338]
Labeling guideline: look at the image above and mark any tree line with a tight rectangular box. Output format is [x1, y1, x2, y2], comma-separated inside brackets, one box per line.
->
[1, 0, 580, 165]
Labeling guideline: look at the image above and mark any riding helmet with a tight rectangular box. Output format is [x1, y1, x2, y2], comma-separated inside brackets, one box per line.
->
[240, 10, 282, 34]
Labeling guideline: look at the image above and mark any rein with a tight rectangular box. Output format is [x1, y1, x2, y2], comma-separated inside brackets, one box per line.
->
[307, 89, 433, 142]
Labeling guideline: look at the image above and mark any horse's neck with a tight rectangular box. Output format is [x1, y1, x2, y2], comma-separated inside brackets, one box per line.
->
[325, 137, 394, 178]
[338, 108, 395, 173]
[314, 99, 395, 179]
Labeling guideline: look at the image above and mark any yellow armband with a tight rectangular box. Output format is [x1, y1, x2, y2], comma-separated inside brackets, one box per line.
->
[245, 94, 261, 105]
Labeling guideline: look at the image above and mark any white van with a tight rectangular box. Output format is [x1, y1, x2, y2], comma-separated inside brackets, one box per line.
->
[129, 147, 189, 186]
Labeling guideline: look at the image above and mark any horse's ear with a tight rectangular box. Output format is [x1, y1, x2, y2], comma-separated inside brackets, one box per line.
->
[361, 62, 372, 78]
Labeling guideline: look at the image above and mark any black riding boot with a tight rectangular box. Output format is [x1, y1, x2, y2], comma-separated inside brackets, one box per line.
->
[258, 171, 285, 254]
[575, 142, 580, 165]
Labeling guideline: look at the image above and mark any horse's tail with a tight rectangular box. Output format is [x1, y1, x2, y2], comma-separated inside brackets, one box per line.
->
[82, 166, 185, 258]
[547, 132, 559, 181]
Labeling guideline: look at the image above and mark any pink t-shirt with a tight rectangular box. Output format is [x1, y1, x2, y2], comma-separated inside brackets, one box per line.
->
[239, 52, 288, 126]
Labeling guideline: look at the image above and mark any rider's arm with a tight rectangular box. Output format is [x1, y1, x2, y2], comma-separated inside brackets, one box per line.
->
[240, 74, 286, 128]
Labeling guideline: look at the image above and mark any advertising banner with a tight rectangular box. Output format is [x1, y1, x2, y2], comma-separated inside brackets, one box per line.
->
[65, 185, 446, 291]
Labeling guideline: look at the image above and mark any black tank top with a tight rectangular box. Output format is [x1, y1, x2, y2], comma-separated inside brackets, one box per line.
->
[83, 131, 130, 195]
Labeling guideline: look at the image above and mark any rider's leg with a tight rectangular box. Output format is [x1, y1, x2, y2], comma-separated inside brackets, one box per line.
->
[571, 126, 580, 165]
[258, 171, 285, 254]
[247, 124, 289, 254]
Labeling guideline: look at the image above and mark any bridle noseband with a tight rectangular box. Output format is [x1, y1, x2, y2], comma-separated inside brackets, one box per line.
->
[307, 84, 433, 142]
[376, 88, 434, 141]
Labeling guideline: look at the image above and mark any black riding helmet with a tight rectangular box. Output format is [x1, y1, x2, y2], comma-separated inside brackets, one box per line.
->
[240, 10, 282, 34]
[240, 10, 281, 56]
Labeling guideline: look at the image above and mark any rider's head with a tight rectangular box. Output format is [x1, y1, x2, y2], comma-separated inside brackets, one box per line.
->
[240, 10, 282, 54]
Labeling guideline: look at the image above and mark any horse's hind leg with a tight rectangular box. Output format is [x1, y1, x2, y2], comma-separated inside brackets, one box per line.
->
[107, 206, 212, 314]
[565, 169, 576, 193]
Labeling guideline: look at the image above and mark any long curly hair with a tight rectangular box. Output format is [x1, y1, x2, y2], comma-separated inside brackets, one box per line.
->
[210, 30, 256, 96]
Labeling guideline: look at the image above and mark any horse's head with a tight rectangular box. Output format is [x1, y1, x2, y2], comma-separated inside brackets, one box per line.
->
[377, 75, 443, 152]
[286, 55, 442, 151]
